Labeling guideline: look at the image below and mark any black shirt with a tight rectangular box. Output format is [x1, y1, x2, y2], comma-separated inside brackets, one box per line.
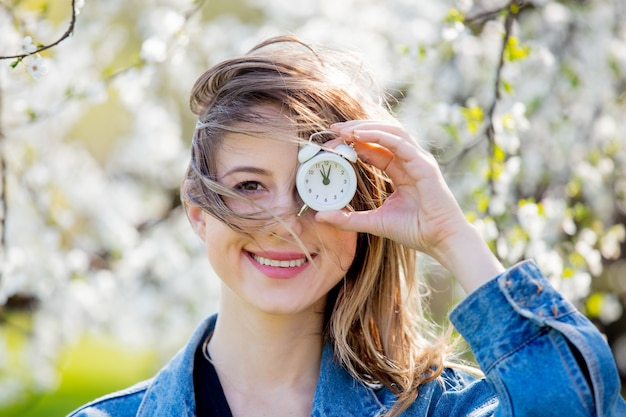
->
[193, 332, 234, 417]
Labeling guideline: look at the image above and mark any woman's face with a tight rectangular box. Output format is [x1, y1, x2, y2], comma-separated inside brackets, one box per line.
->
[188, 108, 358, 318]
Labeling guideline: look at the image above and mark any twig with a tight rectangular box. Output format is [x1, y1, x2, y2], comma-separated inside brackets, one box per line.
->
[0, 0, 77, 61]
[480, 0, 524, 250]
[484, 2, 522, 186]
[465, 6, 507, 24]
[441, 1, 526, 170]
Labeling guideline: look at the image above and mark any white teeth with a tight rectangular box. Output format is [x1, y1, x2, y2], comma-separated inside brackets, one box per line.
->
[252, 254, 307, 268]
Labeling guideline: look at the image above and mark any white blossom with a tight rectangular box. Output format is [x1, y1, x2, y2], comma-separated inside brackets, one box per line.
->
[140, 36, 168, 63]
[442, 22, 465, 41]
[75, 0, 86, 15]
[600, 224, 626, 260]
[598, 294, 623, 325]
[560, 271, 592, 302]
[21, 36, 37, 54]
[517, 202, 545, 239]
[25, 55, 48, 79]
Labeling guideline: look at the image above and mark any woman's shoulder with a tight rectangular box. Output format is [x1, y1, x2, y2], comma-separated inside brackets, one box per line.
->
[66, 379, 152, 417]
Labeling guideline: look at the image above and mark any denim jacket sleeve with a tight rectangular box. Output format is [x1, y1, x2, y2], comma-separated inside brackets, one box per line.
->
[449, 260, 626, 416]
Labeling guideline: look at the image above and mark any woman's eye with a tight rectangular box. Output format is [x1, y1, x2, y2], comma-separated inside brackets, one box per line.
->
[234, 181, 265, 193]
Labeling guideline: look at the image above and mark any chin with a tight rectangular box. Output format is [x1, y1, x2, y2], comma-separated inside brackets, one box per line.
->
[250, 295, 326, 318]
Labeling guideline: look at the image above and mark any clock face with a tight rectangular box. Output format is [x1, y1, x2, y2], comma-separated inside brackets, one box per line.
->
[296, 152, 357, 211]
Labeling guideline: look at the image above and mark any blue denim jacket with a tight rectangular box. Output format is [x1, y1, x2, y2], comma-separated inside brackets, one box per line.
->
[68, 261, 626, 416]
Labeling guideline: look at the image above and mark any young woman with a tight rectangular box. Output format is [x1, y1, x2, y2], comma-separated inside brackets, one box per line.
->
[69, 36, 625, 417]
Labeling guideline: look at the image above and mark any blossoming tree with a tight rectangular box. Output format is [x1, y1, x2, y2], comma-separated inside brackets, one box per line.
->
[1, 0, 624, 407]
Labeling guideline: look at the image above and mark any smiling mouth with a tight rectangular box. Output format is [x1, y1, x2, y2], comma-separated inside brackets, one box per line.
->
[250, 253, 308, 268]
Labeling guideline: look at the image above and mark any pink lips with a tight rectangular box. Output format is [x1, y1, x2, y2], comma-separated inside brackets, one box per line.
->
[245, 251, 312, 279]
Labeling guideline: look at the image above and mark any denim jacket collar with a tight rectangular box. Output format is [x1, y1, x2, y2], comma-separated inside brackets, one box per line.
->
[135, 314, 394, 417]
[312, 343, 386, 417]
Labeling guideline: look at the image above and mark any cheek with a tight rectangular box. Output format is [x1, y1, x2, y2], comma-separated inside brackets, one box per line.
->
[222, 195, 262, 217]
[201, 214, 238, 257]
[334, 230, 358, 271]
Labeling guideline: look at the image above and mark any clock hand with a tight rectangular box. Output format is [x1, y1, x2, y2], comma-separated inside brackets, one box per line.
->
[320, 166, 331, 185]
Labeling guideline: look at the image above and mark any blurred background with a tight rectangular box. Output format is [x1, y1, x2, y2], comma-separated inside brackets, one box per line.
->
[1, 0, 625, 415]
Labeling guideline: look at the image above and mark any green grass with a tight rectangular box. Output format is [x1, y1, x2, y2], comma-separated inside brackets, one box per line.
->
[1, 336, 158, 417]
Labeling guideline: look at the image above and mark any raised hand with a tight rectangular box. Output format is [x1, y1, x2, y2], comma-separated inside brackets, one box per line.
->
[316, 120, 504, 292]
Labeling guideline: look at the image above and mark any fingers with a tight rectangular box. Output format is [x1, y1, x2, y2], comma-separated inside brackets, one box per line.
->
[332, 120, 418, 149]
[331, 120, 438, 181]
[332, 121, 423, 161]
[322, 125, 399, 176]
[353, 141, 395, 171]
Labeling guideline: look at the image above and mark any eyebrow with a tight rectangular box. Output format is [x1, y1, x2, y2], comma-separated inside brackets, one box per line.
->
[221, 166, 271, 179]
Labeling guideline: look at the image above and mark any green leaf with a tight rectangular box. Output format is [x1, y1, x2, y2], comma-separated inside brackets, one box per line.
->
[502, 80, 514, 94]
[472, 189, 490, 214]
[466, 211, 478, 223]
[504, 36, 531, 62]
[568, 252, 586, 268]
[460, 105, 484, 135]
[573, 202, 591, 225]
[10, 57, 23, 68]
[476, 194, 490, 214]
[444, 8, 464, 24]
[566, 179, 582, 198]
[396, 44, 410, 55]
[585, 292, 603, 318]
[443, 123, 460, 143]
[561, 63, 580, 88]
[418, 45, 427, 60]
[492, 143, 506, 163]
[510, 224, 529, 244]
[26, 108, 37, 121]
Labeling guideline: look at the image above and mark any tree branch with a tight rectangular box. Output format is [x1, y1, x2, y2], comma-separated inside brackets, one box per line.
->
[0, 0, 77, 61]
[441, 1, 526, 170]
[465, 1, 512, 25]
[485, 1, 521, 157]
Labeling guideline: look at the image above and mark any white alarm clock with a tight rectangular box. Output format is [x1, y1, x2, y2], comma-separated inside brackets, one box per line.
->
[296, 134, 358, 213]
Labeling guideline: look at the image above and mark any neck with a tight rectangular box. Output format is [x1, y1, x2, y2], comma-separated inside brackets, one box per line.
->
[208, 294, 325, 392]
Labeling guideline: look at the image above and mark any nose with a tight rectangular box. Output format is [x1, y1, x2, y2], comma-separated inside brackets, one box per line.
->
[266, 187, 306, 238]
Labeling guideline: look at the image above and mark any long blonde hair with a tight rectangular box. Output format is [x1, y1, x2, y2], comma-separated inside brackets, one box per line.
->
[182, 35, 448, 416]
